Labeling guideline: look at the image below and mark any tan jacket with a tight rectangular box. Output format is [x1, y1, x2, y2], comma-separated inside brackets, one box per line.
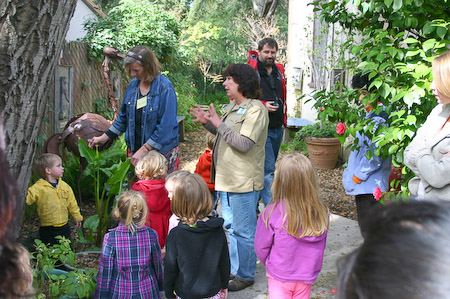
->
[214, 99, 268, 193]
[26, 179, 83, 226]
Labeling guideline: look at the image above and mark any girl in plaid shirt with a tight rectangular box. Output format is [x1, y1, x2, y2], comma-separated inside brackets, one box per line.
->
[95, 190, 164, 298]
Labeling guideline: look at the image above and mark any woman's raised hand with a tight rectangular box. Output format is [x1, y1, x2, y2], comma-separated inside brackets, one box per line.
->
[189, 104, 209, 125]
[207, 104, 222, 128]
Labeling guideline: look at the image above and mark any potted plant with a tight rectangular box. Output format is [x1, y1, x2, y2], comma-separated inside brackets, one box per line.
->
[296, 121, 341, 169]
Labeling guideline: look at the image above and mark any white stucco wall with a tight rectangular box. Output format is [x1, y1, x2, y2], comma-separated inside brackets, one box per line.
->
[286, 0, 317, 122]
[66, 0, 98, 41]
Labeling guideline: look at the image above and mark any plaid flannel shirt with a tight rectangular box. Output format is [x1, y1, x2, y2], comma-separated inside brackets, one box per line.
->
[95, 223, 164, 298]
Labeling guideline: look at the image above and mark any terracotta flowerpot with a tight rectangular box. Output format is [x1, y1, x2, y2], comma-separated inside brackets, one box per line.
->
[305, 137, 341, 169]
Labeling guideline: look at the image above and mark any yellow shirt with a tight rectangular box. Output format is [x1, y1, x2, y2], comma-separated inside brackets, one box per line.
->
[215, 98, 268, 193]
[26, 179, 83, 227]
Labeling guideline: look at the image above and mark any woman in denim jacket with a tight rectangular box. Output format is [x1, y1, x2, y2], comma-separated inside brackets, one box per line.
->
[404, 50, 450, 200]
[89, 46, 179, 172]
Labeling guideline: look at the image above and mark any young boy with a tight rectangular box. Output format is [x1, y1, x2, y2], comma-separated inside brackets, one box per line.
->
[26, 153, 83, 246]
[194, 132, 217, 206]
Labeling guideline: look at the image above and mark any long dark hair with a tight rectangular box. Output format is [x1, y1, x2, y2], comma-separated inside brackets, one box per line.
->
[223, 64, 262, 99]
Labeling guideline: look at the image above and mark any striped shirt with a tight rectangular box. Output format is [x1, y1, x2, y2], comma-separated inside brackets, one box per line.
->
[95, 223, 164, 298]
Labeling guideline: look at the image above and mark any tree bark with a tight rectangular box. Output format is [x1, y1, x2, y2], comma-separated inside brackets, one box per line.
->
[0, 0, 77, 239]
[252, 0, 279, 20]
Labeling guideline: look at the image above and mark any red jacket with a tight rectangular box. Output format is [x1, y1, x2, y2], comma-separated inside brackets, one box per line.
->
[247, 50, 287, 127]
[194, 149, 215, 192]
[132, 178, 172, 248]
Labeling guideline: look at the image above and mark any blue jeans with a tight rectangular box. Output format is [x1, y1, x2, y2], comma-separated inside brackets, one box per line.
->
[261, 127, 284, 206]
[219, 190, 260, 281]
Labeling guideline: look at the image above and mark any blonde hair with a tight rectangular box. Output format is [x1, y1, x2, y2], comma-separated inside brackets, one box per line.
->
[115, 190, 148, 234]
[205, 132, 216, 150]
[34, 153, 62, 179]
[124, 45, 161, 84]
[432, 50, 450, 99]
[135, 150, 167, 180]
[264, 153, 329, 238]
[170, 173, 213, 225]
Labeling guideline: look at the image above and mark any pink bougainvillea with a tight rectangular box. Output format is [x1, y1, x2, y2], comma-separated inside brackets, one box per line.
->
[373, 187, 382, 201]
[336, 122, 346, 135]
[320, 107, 325, 111]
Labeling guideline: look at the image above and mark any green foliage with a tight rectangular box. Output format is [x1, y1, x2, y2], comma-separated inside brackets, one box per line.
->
[62, 136, 127, 200]
[32, 237, 97, 299]
[310, 0, 450, 193]
[82, 0, 180, 62]
[78, 138, 131, 246]
[296, 122, 337, 139]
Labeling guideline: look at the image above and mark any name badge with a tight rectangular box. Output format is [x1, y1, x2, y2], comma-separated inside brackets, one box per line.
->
[136, 96, 147, 110]
[237, 107, 246, 115]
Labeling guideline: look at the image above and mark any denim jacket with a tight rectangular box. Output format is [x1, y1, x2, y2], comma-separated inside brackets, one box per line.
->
[109, 74, 179, 154]
[343, 111, 391, 195]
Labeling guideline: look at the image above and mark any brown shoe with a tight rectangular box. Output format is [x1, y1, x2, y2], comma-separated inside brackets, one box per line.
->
[228, 277, 254, 292]
[229, 274, 235, 280]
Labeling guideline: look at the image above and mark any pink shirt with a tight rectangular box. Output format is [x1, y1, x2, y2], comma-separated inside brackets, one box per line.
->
[255, 203, 327, 284]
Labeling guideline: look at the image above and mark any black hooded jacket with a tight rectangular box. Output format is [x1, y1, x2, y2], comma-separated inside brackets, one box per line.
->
[164, 216, 230, 299]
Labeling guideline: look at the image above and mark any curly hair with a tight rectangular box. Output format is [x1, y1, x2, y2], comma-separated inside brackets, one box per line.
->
[135, 150, 167, 180]
[223, 64, 262, 99]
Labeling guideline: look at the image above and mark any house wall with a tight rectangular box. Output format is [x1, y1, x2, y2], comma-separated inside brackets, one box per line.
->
[41, 41, 125, 141]
[66, 0, 98, 42]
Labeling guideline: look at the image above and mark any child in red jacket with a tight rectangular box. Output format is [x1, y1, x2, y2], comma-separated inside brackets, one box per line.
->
[132, 150, 171, 250]
[194, 132, 217, 208]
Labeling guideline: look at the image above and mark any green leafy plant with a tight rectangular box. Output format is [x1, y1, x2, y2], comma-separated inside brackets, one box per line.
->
[296, 122, 337, 139]
[309, 0, 450, 196]
[78, 138, 131, 246]
[32, 237, 97, 299]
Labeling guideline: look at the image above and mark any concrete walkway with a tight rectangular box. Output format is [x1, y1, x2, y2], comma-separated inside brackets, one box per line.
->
[227, 214, 363, 299]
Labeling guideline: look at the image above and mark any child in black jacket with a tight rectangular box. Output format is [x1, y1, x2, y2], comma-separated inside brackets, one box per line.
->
[164, 173, 230, 299]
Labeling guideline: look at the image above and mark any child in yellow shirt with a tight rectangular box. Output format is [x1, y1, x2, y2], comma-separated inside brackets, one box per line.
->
[26, 153, 83, 245]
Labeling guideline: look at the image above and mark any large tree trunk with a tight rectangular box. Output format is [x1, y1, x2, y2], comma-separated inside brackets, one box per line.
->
[0, 0, 77, 239]
[252, 0, 279, 20]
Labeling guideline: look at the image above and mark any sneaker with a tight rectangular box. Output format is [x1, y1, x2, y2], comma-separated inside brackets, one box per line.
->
[229, 274, 235, 280]
[228, 277, 254, 292]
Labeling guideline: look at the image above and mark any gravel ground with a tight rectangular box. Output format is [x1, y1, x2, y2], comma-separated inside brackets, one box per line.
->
[179, 129, 357, 221]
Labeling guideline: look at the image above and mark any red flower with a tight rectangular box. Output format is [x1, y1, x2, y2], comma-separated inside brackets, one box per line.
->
[320, 107, 325, 111]
[373, 187, 382, 201]
[336, 122, 346, 135]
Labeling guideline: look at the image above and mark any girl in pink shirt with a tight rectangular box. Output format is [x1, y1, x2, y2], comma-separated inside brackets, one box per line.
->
[255, 153, 329, 299]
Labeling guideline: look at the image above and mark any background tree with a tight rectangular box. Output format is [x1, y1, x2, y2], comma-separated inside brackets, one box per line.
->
[311, 0, 450, 194]
[0, 0, 78, 239]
